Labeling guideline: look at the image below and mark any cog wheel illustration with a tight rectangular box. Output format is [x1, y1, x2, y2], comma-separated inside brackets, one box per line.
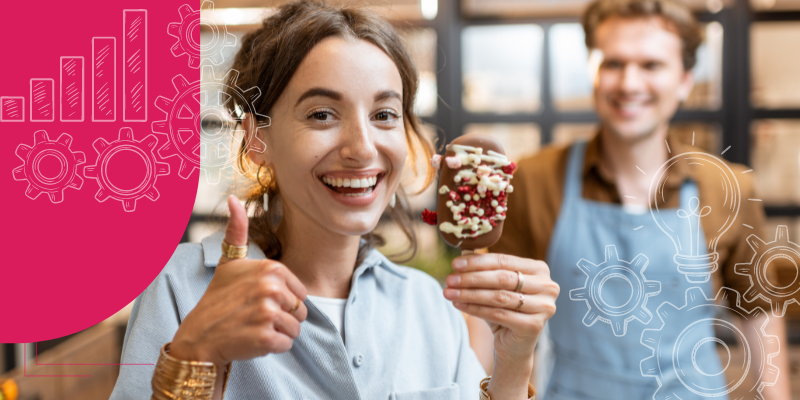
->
[152, 66, 269, 184]
[569, 245, 661, 337]
[168, 1, 237, 68]
[735, 225, 800, 317]
[641, 287, 780, 400]
[12, 130, 85, 204]
[84, 127, 170, 212]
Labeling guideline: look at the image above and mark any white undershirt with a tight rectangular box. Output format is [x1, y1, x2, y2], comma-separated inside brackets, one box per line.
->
[622, 203, 648, 215]
[306, 295, 347, 341]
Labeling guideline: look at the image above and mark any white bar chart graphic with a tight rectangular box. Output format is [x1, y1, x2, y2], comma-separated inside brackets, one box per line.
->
[123, 9, 147, 122]
[92, 37, 116, 122]
[60, 56, 85, 122]
[30, 78, 55, 122]
[0, 97, 25, 122]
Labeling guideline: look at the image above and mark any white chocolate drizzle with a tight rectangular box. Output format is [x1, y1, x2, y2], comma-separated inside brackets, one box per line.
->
[438, 143, 515, 239]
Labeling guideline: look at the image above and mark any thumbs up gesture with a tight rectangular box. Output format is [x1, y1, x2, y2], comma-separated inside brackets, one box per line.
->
[170, 195, 308, 366]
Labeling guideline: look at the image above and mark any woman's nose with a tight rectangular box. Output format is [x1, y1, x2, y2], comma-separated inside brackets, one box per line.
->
[340, 116, 378, 163]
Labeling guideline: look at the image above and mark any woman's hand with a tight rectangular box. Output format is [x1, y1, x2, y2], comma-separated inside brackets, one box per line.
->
[443, 253, 559, 399]
[170, 196, 308, 366]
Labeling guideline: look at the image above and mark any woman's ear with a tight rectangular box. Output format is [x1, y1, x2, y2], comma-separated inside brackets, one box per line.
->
[243, 113, 271, 166]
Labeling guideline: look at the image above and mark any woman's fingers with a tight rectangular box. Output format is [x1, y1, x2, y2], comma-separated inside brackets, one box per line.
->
[255, 275, 299, 311]
[244, 327, 295, 355]
[447, 271, 559, 295]
[220, 195, 249, 265]
[445, 288, 557, 315]
[268, 262, 307, 303]
[452, 253, 548, 275]
[452, 301, 548, 334]
[252, 274, 308, 323]
[271, 308, 303, 339]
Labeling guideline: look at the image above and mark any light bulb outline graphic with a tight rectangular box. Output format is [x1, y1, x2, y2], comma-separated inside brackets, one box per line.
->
[649, 151, 741, 284]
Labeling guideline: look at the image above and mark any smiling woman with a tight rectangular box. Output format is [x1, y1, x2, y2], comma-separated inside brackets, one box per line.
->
[227, 1, 433, 263]
[108, 2, 557, 400]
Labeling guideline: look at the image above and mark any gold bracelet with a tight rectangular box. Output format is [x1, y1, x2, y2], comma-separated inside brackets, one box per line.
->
[479, 376, 536, 400]
[151, 342, 218, 400]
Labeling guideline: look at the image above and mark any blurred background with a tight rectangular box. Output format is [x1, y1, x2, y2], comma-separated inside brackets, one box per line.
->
[3, 0, 800, 398]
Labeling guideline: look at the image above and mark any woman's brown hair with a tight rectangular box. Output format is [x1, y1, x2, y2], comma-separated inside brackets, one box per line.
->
[225, 0, 435, 264]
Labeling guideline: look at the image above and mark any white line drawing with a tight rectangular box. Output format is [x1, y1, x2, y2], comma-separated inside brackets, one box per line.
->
[84, 127, 169, 212]
[12, 130, 85, 203]
[30, 79, 55, 122]
[641, 287, 779, 400]
[735, 225, 800, 317]
[152, 66, 269, 184]
[168, 1, 236, 68]
[123, 10, 148, 122]
[0, 96, 25, 122]
[721, 145, 731, 155]
[92, 37, 117, 122]
[569, 245, 661, 337]
[649, 152, 741, 284]
[60, 56, 85, 122]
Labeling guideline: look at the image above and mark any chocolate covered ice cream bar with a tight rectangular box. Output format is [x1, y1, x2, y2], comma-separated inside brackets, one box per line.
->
[423, 135, 517, 251]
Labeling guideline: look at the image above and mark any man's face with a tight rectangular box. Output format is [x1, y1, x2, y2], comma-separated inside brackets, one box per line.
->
[592, 16, 694, 141]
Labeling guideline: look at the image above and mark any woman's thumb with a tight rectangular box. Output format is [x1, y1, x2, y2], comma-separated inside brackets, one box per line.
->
[221, 195, 249, 263]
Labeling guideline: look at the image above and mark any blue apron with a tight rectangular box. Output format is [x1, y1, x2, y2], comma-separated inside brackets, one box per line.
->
[542, 142, 726, 400]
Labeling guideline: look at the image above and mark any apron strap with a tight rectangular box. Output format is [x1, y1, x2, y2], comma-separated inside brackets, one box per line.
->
[563, 141, 588, 204]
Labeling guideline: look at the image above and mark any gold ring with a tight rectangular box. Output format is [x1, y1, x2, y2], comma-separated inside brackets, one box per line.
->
[289, 297, 301, 314]
[515, 270, 524, 293]
[222, 240, 248, 259]
[514, 293, 524, 312]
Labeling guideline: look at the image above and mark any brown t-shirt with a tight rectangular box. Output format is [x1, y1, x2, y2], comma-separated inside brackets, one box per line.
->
[489, 133, 772, 310]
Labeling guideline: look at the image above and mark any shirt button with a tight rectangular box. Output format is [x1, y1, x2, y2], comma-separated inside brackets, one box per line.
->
[353, 353, 364, 367]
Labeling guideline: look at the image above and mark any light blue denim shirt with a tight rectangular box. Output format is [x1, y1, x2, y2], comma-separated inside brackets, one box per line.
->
[109, 231, 485, 400]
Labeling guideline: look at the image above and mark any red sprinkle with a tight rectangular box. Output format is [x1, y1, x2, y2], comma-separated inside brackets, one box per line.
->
[502, 162, 518, 175]
[448, 191, 459, 202]
[422, 209, 438, 226]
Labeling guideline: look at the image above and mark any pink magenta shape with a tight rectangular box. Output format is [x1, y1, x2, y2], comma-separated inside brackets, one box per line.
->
[1, 0, 199, 343]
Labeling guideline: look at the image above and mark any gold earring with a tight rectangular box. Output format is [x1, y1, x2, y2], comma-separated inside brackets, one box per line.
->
[257, 162, 273, 211]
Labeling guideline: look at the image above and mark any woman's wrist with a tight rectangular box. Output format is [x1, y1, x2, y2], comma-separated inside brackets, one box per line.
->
[170, 337, 221, 366]
[151, 342, 218, 400]
[486, 353, 535, 400]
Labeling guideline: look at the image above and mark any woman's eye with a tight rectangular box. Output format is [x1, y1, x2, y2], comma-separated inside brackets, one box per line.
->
[373, 110, 400, 122]
[310, 112, 330, 121]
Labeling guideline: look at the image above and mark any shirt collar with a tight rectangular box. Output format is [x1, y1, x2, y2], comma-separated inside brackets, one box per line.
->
[200, 230, 408, 279]
[583, 130, 692, 189]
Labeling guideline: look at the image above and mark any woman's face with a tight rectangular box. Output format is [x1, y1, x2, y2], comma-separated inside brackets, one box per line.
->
[249, 36, 408, 236]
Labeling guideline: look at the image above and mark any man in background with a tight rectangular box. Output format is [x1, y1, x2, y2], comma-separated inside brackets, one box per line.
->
[488, 0, 791, 398]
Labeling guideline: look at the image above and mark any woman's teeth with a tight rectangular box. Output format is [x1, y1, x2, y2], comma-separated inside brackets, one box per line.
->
[322, 176, 378, 189]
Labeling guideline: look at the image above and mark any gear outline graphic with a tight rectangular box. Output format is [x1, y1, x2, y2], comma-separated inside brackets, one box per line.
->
[168, 1, 236, 68]
[84, 127, 170, 212]
[640, 287, 780, 400]
[569, 245, 662, 337]
[735, 225, 800, 317]
[12, 130, 85, 203]
[152, 66, 269, 184]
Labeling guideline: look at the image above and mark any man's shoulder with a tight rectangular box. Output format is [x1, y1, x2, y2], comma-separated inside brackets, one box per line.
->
[516, 142, 572, 177]
[680, 145, 755, 192]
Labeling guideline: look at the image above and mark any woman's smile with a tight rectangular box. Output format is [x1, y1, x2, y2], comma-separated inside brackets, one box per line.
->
[318, 170, 386, 206]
